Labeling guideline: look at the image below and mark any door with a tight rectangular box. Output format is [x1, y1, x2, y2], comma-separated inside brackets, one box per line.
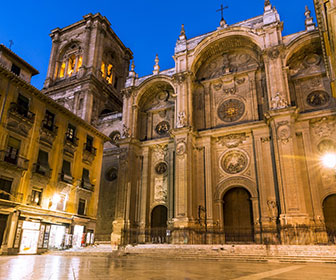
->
[151, 205, 168, 243]
[0, 215, 8, 246]
[323, 194, 336, 243]
[223, 187, 254, 242]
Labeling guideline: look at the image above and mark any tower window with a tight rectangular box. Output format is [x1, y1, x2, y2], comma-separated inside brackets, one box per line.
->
[59, 62, 66, 78]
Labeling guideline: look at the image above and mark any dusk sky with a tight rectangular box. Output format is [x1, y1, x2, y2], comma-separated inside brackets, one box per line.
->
[0, 0, 316, 89]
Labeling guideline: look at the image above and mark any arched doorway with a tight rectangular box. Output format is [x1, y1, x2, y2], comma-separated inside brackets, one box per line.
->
[323, 194, 336, 243]
[151, 205, 168, 243]
[223, 187, 254, 243]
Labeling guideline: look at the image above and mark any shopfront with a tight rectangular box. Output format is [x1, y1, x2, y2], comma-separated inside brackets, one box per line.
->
[0, 214, 8, 248]
[73, 225, 84, 248]
[19, 221, 40, 254]
[49, 225, 66, 249]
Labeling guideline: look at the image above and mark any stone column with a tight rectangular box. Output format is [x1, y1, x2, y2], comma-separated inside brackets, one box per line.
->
[138, 147, 150, 243]
[267, 108, 309, 244]
[203, 137, 214, 227]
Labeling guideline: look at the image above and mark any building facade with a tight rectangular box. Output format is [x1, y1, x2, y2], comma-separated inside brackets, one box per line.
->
[0, 44, 108, 255]
[41, 1, 336, 246]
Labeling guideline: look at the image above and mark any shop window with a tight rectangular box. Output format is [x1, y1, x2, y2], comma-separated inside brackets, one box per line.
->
[77, 198, 86, 215]
[61, 160, 72, 183]
[11, 63, 21, 76]
[0, 178, 12, 200]
[43, 110, 55, 131]
[30, 188, 42, 206]
[66, 124, 76, 142]
[36, 149, 50, 175]
[5, 136, 20, 164]
[17, 94, 29, 117]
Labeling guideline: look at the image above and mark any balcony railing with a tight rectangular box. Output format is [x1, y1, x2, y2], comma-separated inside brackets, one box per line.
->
[82, 143, 96, 165]
[33, 163, 52, 178]
[0, 150, 29, 170]
[60, 173, 73, 184]
[79, 179, 94, 192]
[8, 102, 35, 123]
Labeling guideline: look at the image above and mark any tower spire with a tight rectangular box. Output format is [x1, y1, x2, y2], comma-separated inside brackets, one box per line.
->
[305, 5, 316, 31]
[153, 54, 160, 75]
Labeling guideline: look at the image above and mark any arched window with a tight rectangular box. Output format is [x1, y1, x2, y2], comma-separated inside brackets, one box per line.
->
[56, 43, 83, 79]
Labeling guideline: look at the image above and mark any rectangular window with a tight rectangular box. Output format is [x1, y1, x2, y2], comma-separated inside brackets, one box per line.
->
[11, 64, 21, 76]
[66, 124, 76, 142]
[43, 110, 55, 130]
[85, 135, 93, 152]
[82, 168, 90, 183]
[77, 199, 86, 215]
[0, 178, 12, 200]
[5, 137, 20, 164]
[30, 189, 42, 206]
[36, 150, 50, 175]
[17, 94, 29, 117]
[61, 160, 72, 183]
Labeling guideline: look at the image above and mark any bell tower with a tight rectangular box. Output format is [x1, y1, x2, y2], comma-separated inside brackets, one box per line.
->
[42, 13, 133, 124]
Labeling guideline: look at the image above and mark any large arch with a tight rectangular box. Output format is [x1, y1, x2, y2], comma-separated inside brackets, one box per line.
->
[135, 78, 175, 141]
[190, 30, 264, 75]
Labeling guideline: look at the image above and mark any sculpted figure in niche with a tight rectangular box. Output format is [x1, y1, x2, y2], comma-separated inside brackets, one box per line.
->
[271, 92, 288, 110]
[267, 200, 278, 220]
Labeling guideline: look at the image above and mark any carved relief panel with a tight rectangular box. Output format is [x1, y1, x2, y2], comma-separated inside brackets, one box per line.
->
[287, 42, 334, 111]
[138, 84, 175, 141]
[194, 48, 263, 129]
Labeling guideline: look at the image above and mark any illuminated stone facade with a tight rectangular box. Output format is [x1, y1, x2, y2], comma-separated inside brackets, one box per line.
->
[41, 2, 336, 246]
[0, 44, 108, 254]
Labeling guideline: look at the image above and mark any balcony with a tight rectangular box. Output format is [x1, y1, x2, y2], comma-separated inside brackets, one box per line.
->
[39, 120, 58, 148]
[63, 133, 78, 158]
[60, 173, 73, 184]
[32, 163, 52, 178]
[79, 179, 94, 192]
[82, 143, 96, 165]
[0, 150, 29, 171]
[7, 103, 35, 137]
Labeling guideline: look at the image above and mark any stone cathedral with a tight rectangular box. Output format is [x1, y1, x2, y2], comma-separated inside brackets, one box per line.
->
[42, 1, 336, 246]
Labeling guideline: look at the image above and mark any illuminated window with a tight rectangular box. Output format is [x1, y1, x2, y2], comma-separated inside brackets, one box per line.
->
[107, 64, 113, 84]
[101, 62, 106, 78]
[30, 189, 42, 206]
[66, 124, 76, 142]
[67, 55, 76, 76]
[76, 56, 82, 72]
[59, 62, 66, 78]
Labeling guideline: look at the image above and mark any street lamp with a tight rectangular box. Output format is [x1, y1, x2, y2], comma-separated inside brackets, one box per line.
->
[321, 153, 336, 169]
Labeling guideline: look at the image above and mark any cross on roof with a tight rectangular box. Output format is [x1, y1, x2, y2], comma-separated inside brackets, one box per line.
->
[216, 4, 228, 21]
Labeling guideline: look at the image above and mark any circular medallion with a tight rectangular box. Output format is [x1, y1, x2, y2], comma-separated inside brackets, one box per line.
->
[105, 167, 118, 181]
[307, 91, 330, 107]
[218, 99, 245, 122]
[318, 140, 336, 154]
[221, 150, 248, 174]
[155, 162, 168, 175]
[109, 131, 121, 144]
[176, 142, 186, 156]
[155, 121, 170, 136]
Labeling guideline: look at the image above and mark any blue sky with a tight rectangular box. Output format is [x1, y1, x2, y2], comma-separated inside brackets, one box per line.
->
[0, 0, 316, 89]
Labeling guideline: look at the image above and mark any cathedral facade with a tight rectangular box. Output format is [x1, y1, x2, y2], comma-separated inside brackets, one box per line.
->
[43, 1, 336, 245]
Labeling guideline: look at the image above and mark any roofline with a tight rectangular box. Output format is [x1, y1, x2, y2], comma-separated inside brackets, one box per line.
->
[0, 44, 39, 76]
[0, 62, 110, 142]
[50, 13, 133, 57]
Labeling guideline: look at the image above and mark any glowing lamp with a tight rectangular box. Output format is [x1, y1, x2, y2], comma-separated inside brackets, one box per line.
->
[52, 194, 61, 205]
[321, 153, 336, 169]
